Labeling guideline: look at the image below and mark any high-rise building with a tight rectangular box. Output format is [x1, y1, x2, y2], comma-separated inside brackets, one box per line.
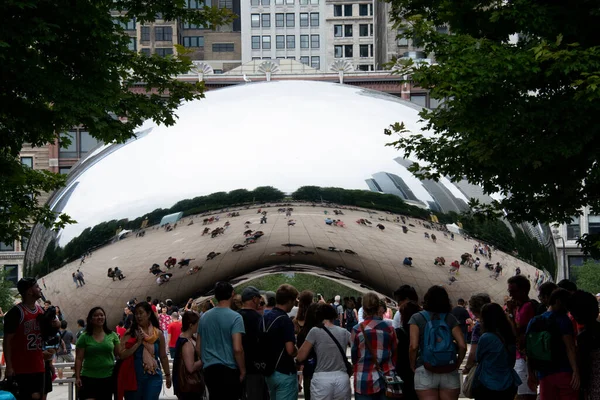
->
[326, 1, 375, 71]
[241, 0, 327, 71]
[421, 178, 469, 214]
[365, 178, 382, 192]
[454, 179, 495, 206]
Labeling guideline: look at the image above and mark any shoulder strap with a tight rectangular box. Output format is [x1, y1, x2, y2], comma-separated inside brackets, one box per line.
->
[359, 323, 383, 373]
[421, 310, 430, 322]
[265, 315, 285, 332]
[322, 326, 348, 364]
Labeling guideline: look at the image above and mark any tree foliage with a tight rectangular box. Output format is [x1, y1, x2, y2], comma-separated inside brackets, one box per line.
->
[385, 0, 600, 253]
[235, 273, 363, 303]
[0, 0, 232, 244]
[571, 261, 600, 295]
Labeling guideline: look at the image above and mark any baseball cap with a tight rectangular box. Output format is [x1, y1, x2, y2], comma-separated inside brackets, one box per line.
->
[265, 291, 276, 300]
[242, 286, 260, 302]
[241, 286, 262, 302]
[17, 277, 37, 295]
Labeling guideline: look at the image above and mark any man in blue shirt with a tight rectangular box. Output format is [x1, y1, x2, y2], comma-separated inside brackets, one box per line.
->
[526, 288, 579, 400]
[262, 284, 299, 400]
[197, 281, 246, 400]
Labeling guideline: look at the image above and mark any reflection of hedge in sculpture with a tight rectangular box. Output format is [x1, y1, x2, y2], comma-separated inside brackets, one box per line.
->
[26, 185, 555, 278]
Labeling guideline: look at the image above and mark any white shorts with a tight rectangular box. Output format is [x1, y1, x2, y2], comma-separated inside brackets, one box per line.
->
[310, 370, 351, 400]
[515, 358, 536, 395]
[414, 366, 461, 391]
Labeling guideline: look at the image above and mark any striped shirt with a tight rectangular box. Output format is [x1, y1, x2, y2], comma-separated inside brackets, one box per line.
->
[351, 317, 397, 395]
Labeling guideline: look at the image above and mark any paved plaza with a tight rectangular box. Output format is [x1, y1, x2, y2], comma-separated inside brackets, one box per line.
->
[40, 204, 542, 328]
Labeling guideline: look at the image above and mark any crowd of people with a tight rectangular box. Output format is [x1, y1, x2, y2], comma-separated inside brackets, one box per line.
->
[3, 271, 600, 400]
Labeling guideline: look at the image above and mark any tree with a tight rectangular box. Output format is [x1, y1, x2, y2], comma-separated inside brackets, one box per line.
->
[0, 272, 19, 333]
[571, 261, 600, 295]
[0, 0, 232, 244]
[385, 0, 600, 255]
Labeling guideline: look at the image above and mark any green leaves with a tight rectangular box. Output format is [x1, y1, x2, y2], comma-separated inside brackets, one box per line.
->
[386, 0, 600, 235]
[0, 0, 231, 245]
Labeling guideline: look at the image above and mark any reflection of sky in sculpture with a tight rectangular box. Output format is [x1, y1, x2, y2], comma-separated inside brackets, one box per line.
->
[51, 81, 471, 245]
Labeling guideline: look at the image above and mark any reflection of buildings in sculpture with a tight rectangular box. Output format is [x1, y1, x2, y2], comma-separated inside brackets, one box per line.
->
[453, 180, 495, 206]
[420, 179, 469, 214]
[365, 178, 382, 192]
[371, 172, 419, 202]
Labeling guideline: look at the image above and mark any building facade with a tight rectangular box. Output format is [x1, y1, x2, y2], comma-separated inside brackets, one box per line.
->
[241, 0, 327, 71]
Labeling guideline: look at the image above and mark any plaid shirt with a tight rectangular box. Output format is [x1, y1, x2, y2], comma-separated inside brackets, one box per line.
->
[351, 317, 397, 395]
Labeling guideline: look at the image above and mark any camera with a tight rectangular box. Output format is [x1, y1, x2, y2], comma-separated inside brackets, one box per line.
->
[37, 306, 61, 350]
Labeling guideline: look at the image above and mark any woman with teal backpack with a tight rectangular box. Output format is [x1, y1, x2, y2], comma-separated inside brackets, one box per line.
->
[408, 286, 467, 400]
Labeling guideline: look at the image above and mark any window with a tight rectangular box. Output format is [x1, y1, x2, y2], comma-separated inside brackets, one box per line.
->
[251, 14, 260, 28]
[276, 35, 285, 49]
[333, 5, 342, 16]
[359, 24, 368, 37]
[397, 28, 408, 46]
[334, 45, 343, 58]
[0, 242, 15, 251]
[360, 44, 369, 57]
[286, 13, 295, 27]
[21, 157, 33, 168]
[311, 0, 318, 3]
[155, 48, 173, 57]
[589, 215, 600, 235]
[311, 56, 320, 70]
[59, 166, 71, 174]
[59, 132, 77, 157]
[359, 4, 368, 16]
[212, 43, 234, 52]
[141, 26, 150, 42]
[262, 14, 271, 27]
[262, 36, 271, 49]
[370, 24, 374, 36]
[79, 131, 97, 153]
[286, 56, 295, 59]
[300, 13, 309, 27]
[155, 26, 173, 42]
[183, 36, 204, 47]
[567, 216, 581, 240]
[262, 0, 271, 4]
[141, 48, 151, 56]
[252, 36, 261, 49]
[3, 265, 18, 286]
[310, 34, 319, 48]
[276, 0, 284, 3]
[128, 37, 137, 51]
[300, 35, 309, 48]
[344, 44, 353, 57]
[300, 56, 309, 65]
[411, 94, 427, 107]
[113, 18, 136, 30]
[357, 64, 369, 71]
[214, 69, 223, 74]
[310, 13, 319, 26]
[286, 35, 295, 49]
[344, 25, 352, 37]
[286, 0, 294, 4]
[251, 0, 259, 4]
[436, 26, 449, 35]
[344, 4, 352, 16]
[276, 13, 284, 27]
[334, 25, 342, 37]
[186, 0, 202, 8]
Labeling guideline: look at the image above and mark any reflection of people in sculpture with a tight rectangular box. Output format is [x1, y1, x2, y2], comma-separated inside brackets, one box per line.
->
[244, 229, 254, 237]
[157, 273, 172, 285]
[434, 257, 446, 266]
[178, 258, 194, 268]
[287, 219, 296, 226]
[260, 215, 267, 224]
[202, 227, 211, 236]
[149, 263, 162, 275]
[325, 218, 333, 225]
[232, 244, 247, 252]
[376, 223, 385, 231]
[114, 267, 125, 280]
[206, 251, 221, 260]
[187, 265, 202, 275]
[164, 257, 177, 269]
[402, 225, 409, 234]
[403, 257, 413, 267]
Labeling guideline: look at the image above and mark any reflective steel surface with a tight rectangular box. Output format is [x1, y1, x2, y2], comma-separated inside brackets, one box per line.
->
[27, 81, 544, 327]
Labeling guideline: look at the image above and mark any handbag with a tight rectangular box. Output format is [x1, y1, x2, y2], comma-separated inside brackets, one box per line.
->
[321, 326, 353, 377]
[359, 324, 404, 398]
[461, 364, 477, 398]
[177, 338, 205, 395]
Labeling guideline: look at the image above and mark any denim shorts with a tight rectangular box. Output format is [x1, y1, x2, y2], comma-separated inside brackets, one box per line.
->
[414, 366, 460, 391]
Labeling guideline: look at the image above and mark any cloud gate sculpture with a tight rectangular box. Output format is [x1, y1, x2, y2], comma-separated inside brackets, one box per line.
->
[26, 81, 544, 327]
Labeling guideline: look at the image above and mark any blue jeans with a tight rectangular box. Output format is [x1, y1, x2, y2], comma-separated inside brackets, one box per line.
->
[124, 371, 162, 400]
[355, 391, 390, 400]
[265, 371, 298, 400]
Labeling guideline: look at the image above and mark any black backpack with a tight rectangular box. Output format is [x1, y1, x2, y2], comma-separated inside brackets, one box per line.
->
[254, 315, 285, 376]
[345, 309, 356, 328]
[528, 299, 548, 316]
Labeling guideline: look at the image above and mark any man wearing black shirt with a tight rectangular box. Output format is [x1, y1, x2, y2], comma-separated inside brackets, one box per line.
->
[262, 284, 299, 400]
[238, 286, 267, 400]
[451, 298, 471, 343]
